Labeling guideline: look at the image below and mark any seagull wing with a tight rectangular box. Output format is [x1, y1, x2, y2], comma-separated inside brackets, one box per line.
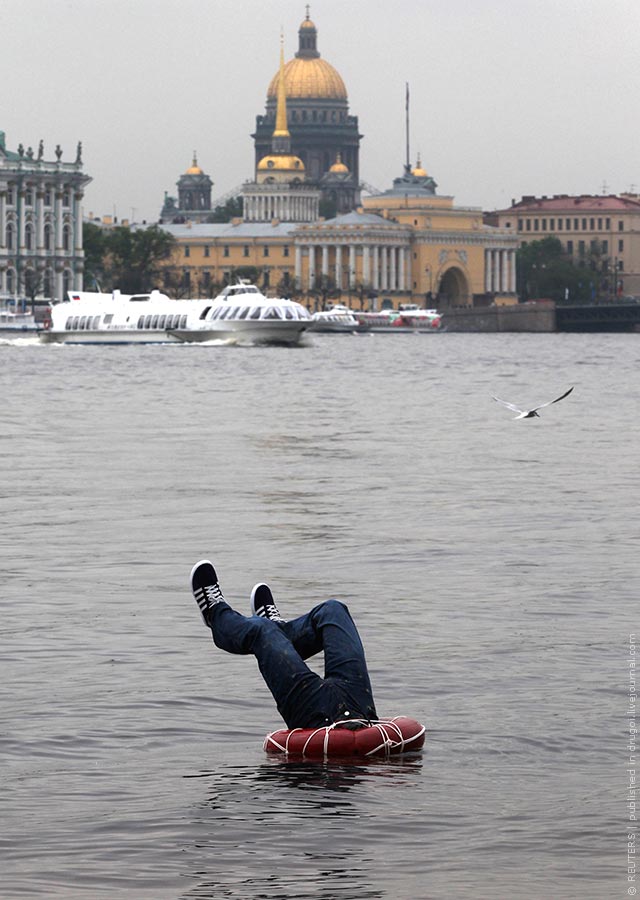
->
[493, 396, 525, 414]
[531, 386, 574, 412]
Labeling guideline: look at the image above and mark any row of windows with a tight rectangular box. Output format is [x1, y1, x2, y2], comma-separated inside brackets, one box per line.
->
[5, 223, 72, 251]
[4, 188, 72, 207]
[137, 314, 188, 330]
[207, 305, 306, 322]
[267, 108, 347, 125]
[4, 268, 70, 294]
[185, 245, 290, 259]
[522, 238, 625, 260]
[64, 313, 190, 332]
[518, 216, 624, 233]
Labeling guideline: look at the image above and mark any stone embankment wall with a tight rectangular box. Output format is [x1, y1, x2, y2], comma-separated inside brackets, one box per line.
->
[441, 302, 556, 333]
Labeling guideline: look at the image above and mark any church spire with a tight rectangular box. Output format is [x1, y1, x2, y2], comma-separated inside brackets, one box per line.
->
[272, 34, 291, 154]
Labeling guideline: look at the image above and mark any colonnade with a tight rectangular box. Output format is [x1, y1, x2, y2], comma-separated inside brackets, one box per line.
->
[0, 184, 85, 299]
[485, 248, 517, 294]
[243, 189, 319, 223]
[295, 242, 410, 292]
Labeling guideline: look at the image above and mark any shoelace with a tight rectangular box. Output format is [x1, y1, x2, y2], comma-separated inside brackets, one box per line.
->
[204, 583, 224, 604]
[195, 583, 224, 610]
[260, 603, 282, 621]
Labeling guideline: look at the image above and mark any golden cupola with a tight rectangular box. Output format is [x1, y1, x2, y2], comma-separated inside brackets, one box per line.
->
[411, 154, 427, 177]
[266, 10, 347, 101]
[329, 153, 349, 174]
[185, 153, 203, 175]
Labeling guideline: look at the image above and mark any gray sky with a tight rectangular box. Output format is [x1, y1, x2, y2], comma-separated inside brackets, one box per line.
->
[3, 0, 638, 222]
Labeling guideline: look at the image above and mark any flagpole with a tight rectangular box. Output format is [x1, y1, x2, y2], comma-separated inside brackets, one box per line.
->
[405, 82, 410, 173]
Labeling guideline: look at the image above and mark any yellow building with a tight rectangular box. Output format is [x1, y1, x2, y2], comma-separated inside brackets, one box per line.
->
[491, 193, 640, 298]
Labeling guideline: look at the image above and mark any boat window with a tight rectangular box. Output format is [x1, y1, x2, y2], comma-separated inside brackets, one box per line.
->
[166, 315, 174, 329]
[65, 317, 73, 330]
[199, 306, 212, 320]
[263, 307, 283, 320]
[238, 307, 250, 319]
[79, 316, 87, 330]
[180, 315, 188, 328]
[284, 307, 294, 319]
[209, 307, 222, 320]
[145, 316, 152, 329]
[159, 315, 166, 329]
[219, 307, 231, 320]
[138, 315, 145, 328]
[104, 314, 113, 325]
[92, 316, 100, 329]
[72, 316, 80, 329]
[151, 315, 159, 328]
[249, 307, 261, 319]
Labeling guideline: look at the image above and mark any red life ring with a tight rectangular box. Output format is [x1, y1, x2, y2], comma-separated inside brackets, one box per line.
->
[264, 715, 425, 758]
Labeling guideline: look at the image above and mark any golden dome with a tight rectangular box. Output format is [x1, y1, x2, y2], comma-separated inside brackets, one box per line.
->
[186, 152, 203, 175]
[267, 57, 347, 101]
[411, 154, 427, 177]
[329, 153, 349, 174]
[300, 17, 316, 30]
[257, 154, 305, 172]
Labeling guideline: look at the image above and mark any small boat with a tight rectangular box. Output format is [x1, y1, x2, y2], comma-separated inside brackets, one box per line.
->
[309, 304, 362, 334]
[356, 304, 442, 333]
[0, 302, 42, 338]
[41, 289, 201, 344]
[170, 282, 312, 346]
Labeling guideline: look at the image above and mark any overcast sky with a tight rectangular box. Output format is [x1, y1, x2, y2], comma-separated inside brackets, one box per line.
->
[3, 0, 638, 222]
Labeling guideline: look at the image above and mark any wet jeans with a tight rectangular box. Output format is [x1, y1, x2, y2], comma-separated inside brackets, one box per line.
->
[207, 599, 378, 729]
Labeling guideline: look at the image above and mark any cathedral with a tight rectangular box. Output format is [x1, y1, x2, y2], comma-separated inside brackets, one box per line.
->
[252, 9, 360, 215]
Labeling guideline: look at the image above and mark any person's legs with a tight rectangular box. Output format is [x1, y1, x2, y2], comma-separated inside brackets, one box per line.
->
[206, 601, 337, 729]
[283, 599, 378, 721]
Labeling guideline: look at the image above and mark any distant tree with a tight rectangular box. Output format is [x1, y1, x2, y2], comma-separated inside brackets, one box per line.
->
[207, 196, 243, 223]
[82, 222, 108, 290]
[82, 223, 176, 293]
[517, 237, 599, 304]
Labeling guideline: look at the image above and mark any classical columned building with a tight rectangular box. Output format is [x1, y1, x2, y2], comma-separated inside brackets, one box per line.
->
[242, 182, 319, 223]
[294, 211, 412, 296]
[361, 163, 519, 306]
[0, 132, 91, 301]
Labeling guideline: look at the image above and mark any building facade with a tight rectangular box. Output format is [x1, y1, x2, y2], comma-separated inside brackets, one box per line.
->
[159, 165, 518, 309]
[491, 194, 640, 297]
[0, 132, 91, 301]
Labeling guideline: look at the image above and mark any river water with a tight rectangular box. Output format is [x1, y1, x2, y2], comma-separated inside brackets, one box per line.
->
[1, 331, 635, 899]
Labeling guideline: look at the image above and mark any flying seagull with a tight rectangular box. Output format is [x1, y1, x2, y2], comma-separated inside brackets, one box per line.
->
[493, 386, 574, 419]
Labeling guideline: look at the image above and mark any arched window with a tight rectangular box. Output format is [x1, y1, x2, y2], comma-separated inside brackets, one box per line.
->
[63, 225, 71, 252]
[44, 224, 52, 250]
[6, 269, 14, 293]
[63, 269, 72, 296]
[6, 223, 14, 250]
[43, 270, 53, 297]
[25, 223, 34, 251]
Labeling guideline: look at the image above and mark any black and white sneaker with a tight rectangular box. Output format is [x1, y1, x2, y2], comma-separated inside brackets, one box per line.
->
[190, 559, 226, 626]
[250, 583, 285, 622]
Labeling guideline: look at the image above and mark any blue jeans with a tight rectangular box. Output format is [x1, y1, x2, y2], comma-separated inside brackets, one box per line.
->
[207, 599, 378, 729]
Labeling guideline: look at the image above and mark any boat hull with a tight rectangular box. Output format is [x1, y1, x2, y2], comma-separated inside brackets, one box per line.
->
[170, 320, 308, 345]
[40, 329, 182, 345]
